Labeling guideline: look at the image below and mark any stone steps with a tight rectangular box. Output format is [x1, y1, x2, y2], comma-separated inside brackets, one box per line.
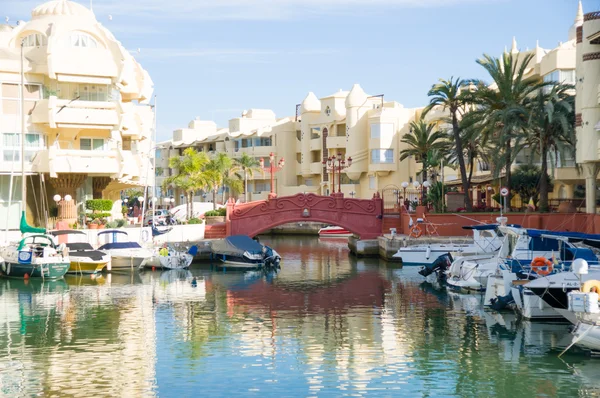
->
[205, 222, 226, 239]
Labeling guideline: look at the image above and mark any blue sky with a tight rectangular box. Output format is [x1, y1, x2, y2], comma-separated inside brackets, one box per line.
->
[5, 0, 585, 141]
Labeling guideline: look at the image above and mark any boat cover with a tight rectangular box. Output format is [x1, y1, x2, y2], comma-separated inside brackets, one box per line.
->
[212, 235, 264, 256]
[98, 241, 142, 251]
[462, 224, 521, 230]
[526, 229, 600, 242]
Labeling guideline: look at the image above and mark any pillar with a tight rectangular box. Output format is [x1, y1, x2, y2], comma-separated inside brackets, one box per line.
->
[48, 173, 87, 221]
[93, 177, 112, 199]
[582, 163, 599, 214]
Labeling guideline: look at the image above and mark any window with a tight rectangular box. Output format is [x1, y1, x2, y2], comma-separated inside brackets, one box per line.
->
[325, 106, 331, 116]
[1, 83, 41, 115]
[254, 181, 271, 192]
[253, 137, 272, 147]
[371, 124, 380, 139]
[371, 149, 394, 164]
[2, 133, 45, 162]
[339, 174, 360, 185]
[369, 176, 376, 190]
[336, 124, 346, 137]
[370, 123, 394, 143]
[68, 32, 98, 48]
[543, 69, 575, 85]
[310, 127, 320, 139]
[304, 178, 313, 186]
[22, 33, 47, 47]
[80, 138, 105, 151]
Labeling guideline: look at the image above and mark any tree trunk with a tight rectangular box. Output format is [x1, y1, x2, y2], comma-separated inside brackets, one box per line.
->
[452, 112, 472, 211]
[188, 191, 193, 219]
[422, 160, 428, 205]
[212, 189, 217, 210]
[539, 139, 549, 212]
[504, 139, 512, 212]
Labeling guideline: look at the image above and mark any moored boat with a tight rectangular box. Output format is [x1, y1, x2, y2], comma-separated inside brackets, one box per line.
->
[97, 230, 152, 272]
[318, 226, 353, 238]
[212, 235, 281, 270]
[0, 233, 70, 279]
[50, 230, 110, 275]
[143, 245, 197, 270]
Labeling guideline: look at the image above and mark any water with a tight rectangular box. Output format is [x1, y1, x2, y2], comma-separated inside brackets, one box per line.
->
[1, 236, 600, 397]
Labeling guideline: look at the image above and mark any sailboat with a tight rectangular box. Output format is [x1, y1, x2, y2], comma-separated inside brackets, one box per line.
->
[0, 41, 70, 279]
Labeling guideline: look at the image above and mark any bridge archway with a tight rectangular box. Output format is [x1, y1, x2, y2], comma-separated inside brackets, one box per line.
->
[226, 193, 383, 239]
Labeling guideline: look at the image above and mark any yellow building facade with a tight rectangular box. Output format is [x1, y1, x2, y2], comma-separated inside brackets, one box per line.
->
[0, 0, 154, 228]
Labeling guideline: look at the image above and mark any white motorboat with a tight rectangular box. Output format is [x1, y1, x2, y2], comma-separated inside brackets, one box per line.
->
[565, 261, 600, 352]
[97, 230, 152, 272]
[395, 224, 503, 266]
[485, 228, 600, 321]
[445, 253, 499, 291]
[318, 226, 353, 238]
[143, 245, 196, 270]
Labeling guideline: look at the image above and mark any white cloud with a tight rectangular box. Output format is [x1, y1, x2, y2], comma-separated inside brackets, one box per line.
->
[4, 0, 491, 22]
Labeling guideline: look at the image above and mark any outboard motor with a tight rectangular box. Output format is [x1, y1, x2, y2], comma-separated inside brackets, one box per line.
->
[489, 290, 515, 311]
[419, 253, 453, 278]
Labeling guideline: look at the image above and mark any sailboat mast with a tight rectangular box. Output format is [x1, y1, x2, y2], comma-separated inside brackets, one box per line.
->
[20, 39, 26, 217]
[152, 95, 157, 228]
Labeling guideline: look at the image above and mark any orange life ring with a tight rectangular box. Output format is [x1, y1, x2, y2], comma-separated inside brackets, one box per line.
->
[530, 257, 553, 276]
[409, 225, 423, 238]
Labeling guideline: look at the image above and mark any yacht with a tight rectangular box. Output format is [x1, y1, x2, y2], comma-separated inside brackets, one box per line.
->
[395, 224, 504, 266]
[97, 230, 152, 272]
[50, 230, 110, 275]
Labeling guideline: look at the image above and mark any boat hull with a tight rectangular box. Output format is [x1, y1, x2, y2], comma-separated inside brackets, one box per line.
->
[318, 227, 352, 238]
[67, 260, 108, 275]
[144, 253, 193, 270]
[394, 245, 479, 266]
[109, 256, 147, 271]
[0, 260, 69, 279]
[572, 321, 600, 351]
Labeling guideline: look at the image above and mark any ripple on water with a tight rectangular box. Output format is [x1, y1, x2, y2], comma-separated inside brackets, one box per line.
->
[0, 236, 600, 396]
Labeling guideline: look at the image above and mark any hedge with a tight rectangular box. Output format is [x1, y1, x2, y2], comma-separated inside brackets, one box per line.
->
[188, 218, 203, 224]
[88, 212, 111, 220]
[204, 208, 226, 217]
[86, 199, 114, 212]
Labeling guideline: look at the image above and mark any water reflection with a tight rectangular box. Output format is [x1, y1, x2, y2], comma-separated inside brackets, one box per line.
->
[1, 236, 600, 396]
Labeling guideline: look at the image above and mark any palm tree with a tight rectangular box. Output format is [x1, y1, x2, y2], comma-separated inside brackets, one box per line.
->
[164, 148, 210, 219]
[205, 153, 234, 209]
[470, 52, 547, 200]
[423, 77, 473, 211]
[233, 153, 261, 202]
[222, 168, 244, 203]
[525, 84, 575, 212]
[399, 119, 449, 187]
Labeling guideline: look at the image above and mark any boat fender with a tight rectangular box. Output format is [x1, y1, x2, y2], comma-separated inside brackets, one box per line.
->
[141, 229, 150, 242]
[582, 280, 600, 296]
[426, 246, 431, 260]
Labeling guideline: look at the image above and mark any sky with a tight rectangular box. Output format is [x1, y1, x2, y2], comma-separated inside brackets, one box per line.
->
[3, 0, 589, 141]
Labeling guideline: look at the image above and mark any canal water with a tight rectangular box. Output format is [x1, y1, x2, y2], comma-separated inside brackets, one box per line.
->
[1, 236, 600, 397]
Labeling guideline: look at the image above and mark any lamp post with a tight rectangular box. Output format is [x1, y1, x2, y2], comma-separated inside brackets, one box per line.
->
[401, 181, 409, 208]
[413, 181, 421, 205]
[323, 152, 352, 195]
[53, 194, 72, 221]
[259, 152, 285, 199]
[422, 180, 430, 207]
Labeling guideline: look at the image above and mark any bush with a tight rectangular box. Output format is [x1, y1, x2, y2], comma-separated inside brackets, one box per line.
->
[88, 212, 111, 220]
[204, 208, 227, 217]
[122, 205, 128, 215]
[188, 217, 203, 224]
[49, 206, 58, 218]
[116, 219, 126, 228]
[86, 199, 113, 212]
[106, 220, 119, 228]
[218, 207, 227, 216]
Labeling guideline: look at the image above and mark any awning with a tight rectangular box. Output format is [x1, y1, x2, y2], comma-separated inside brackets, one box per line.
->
[57, 74, 112, 85]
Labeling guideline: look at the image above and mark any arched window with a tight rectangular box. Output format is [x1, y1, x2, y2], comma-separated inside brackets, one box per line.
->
[22, 33, 47, 47]
[68, 32, 98, 48]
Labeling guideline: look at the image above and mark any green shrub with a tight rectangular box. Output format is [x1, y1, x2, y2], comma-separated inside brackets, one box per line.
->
[121, 205, 128, 215]
[106, 220, 119, 228]
[188, 217, 203, 224]
[86, 199, 114, 212]
[49, 206, 58, 218]
[88, 212, 111, 220]
[205, 208, 226, 217]
[116, 219, 126, 228]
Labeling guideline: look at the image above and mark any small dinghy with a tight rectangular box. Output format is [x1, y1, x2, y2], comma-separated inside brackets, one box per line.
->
[212, 235, 281, 270]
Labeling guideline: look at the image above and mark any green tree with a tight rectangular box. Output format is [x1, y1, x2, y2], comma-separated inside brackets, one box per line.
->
[424, 77, 473, 211]
[234, 153, 261, 202]
[469, 52, 547, 205]
[164, 148, 210, 218]
[426, 181, 449, 213]
[205, 153, 234, 209]
[525, 84, 576, 212]
[399, 119, 449, 186]
[510, 164, 553, 209]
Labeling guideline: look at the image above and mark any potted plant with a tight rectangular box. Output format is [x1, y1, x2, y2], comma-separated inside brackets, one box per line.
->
[203, 208, 226, 225]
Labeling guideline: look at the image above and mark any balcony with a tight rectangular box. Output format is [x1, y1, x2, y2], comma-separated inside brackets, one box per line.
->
[32, 143, 120, 178]
[310, 138, 321, 151]
[232, 146, 276, 158]
[326, 136, 346, 149]
[31, 97, 119, 129]
[310, 161, 323, 175]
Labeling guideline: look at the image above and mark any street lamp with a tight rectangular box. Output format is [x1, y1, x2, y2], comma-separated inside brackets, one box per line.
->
[323, 152, 352, 195]
[259, 152, 285, 199]
[422, 180, 430, 206]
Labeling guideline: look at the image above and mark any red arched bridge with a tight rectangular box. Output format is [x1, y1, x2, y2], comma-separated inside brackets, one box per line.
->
[226, 193, 383, 239]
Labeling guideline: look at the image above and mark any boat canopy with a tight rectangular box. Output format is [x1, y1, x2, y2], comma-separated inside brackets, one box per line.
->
[50, 230, 86, 236]
[98, 241, 142, 251]
[462, 224, 521, 231]
[212, 235, 264, 257]
[97, 230, 129, 237]
[526, 229, 600, 242]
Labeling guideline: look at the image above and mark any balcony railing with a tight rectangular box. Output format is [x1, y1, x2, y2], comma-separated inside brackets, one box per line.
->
[31, 97, 119, 128]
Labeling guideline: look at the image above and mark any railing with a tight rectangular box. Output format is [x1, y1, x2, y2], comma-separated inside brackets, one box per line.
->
[383, 188, 421, 214]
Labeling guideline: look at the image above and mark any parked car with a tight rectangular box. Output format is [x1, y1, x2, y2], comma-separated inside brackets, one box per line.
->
[144, 210, 169, 226]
